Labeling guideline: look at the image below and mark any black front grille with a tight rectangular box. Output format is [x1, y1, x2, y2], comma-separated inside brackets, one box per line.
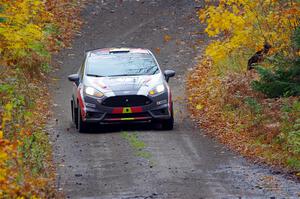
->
[102, 95, 152, 107]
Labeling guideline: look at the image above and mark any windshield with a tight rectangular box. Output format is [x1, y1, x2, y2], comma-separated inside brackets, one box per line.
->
[86, 53, 159, 77]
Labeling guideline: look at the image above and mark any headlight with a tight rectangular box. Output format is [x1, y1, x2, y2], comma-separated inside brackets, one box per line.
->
[149, 84, 165, 96]
[84, 86, 104, 98]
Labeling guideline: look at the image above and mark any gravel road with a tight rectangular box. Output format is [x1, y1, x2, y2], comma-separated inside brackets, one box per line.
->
[49, 0, 300, 198]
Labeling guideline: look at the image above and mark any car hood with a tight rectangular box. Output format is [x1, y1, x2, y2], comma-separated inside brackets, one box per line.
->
[85, 74, 164, 96]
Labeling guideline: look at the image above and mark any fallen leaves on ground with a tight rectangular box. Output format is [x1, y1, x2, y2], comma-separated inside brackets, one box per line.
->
[186, 57, 300, 179]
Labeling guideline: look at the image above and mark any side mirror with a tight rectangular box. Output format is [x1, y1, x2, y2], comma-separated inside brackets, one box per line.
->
[68, 74, 79, 83]
[164, 70, 176, 82]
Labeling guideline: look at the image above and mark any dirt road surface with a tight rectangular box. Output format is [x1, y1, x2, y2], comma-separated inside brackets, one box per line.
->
[49, 0, 300, 198]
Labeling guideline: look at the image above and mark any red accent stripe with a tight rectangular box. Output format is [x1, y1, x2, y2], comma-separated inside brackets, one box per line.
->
[168, 87, 172, 114]
[77, 88, 86, 119]
[131, 106, 143, 113]
[112, 108, 123, 114]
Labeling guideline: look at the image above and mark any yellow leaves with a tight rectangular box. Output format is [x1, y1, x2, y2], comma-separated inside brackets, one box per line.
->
[201, 0, 300, 64]
[2, 103, 13, 129]
[0, 0, 49, 60]
[196, 104, 204, 110]
[205, 40, 227, 62]
[0, 151, 8, 162]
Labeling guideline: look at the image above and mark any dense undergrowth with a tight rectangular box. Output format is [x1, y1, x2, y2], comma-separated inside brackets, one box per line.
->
[0, 0, 86, 197]
[188, 0, 300, 176]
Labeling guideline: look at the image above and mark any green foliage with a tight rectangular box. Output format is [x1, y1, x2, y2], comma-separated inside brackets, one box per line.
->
[28, 41, 49, 58]
[43, 24, 60, 36]
[287, 157, 300, 169]
[252, 27, 300, 98]
[0, 83, 14, 95]
[21, 130, 49, 173]
[244, 97, 262, 114]
[41, 62, 51, 73]
[0, 6, 5, 23]
[252, 56, 300, 98]
[293, 26, 300, 49]
[280, 100, 300, 156]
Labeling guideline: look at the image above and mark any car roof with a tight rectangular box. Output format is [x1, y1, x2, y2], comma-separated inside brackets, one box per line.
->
[86, 48, 151, 57]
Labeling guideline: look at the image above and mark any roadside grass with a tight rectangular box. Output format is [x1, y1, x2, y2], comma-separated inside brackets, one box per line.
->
[121, 132, 153, 161]
[213, 51, 252, 75]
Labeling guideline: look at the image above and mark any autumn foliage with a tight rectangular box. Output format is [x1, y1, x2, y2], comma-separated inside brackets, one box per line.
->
[199, 0, 300, 64]
[0, 0, 83, 70]
[188, 0, 300, 175]
[0, 0, 85, 197]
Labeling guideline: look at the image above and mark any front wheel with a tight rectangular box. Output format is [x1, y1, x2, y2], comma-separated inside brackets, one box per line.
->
[71, 99, 78, 129]
[78, 105, 88, 133]
[161, 108, 174, 130]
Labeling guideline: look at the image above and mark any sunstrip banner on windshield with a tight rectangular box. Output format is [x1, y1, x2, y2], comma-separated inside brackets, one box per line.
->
[112, 107, 143, 114]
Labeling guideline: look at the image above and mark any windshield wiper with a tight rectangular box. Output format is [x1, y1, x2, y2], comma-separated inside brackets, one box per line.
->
[151, 68, 159, 74]
[87, 74, 104, 77]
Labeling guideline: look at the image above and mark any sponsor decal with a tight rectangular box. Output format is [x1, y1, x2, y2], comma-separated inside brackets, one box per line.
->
[123, 107, 132, 114]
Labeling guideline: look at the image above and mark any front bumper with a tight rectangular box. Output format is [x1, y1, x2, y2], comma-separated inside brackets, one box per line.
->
[81, 93, 172, 123]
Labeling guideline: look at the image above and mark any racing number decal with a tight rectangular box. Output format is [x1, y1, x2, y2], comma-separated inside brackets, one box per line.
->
[122, 107, 132, 114]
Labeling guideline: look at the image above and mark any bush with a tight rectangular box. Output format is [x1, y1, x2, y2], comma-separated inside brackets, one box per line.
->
[252, 58, 300, 98]
[252, 26, 300, 98]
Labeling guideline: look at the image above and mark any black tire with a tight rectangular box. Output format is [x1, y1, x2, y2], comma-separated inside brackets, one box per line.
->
[71, 99, 78, 129]
[78, 105, 88, 133]
[161, 108, 174, 130]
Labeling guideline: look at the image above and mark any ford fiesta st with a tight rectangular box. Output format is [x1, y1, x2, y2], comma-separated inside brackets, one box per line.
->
[68, 48, 175, 132]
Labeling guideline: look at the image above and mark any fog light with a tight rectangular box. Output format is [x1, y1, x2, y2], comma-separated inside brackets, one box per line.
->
[157, 99, 168, 105]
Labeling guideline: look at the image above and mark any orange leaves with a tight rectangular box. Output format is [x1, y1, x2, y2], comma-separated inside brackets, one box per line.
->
[163, 34, 172, 43]
[45, 0, 84, 51]
[154, 47, 161, 54]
